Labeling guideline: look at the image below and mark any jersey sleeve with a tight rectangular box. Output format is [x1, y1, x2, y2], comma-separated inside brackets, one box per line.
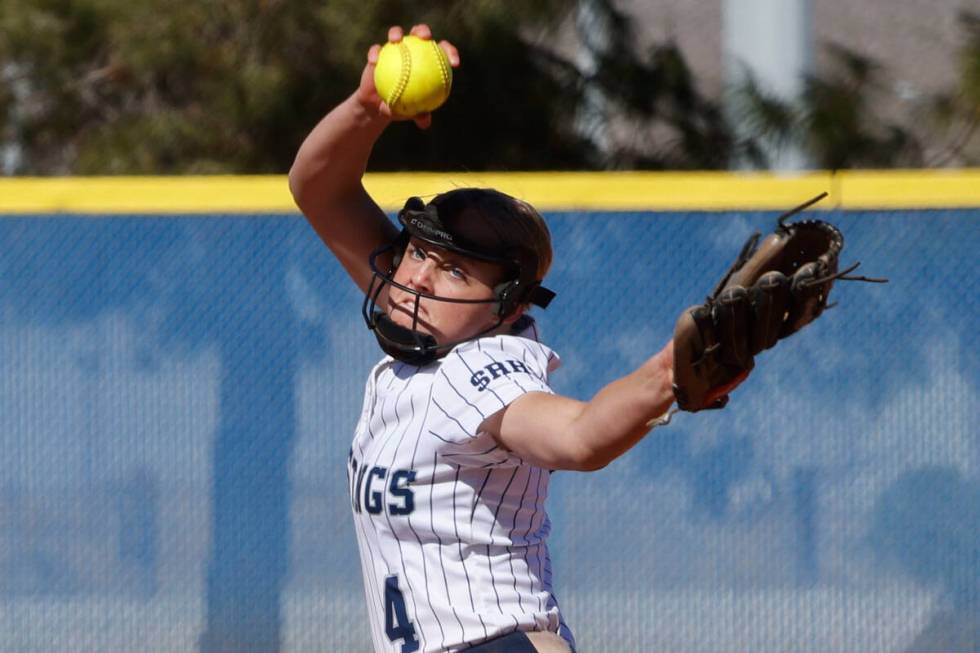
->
[430, 334, 558, 452]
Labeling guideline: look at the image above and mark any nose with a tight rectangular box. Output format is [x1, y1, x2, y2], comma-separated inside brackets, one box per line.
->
[408, 258, 436, 294]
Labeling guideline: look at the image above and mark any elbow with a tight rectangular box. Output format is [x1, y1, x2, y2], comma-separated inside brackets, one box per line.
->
[558, 424, 617, 472]
[287, 162, 307, 208]
[288, 164, 330, 220]
[576, 459, 610, 473]
[288, 151, 327, 212]
[545, 448, 609, 473]
[288, 156, 358, 217]
[567, 447, 613, 473]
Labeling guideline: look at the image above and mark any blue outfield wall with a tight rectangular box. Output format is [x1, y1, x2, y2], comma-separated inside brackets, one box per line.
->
[0, 207, 978, 652]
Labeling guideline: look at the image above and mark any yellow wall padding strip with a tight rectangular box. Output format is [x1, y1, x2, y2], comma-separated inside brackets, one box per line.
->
[833, 169, 980, 209]
[1, 169, 978, 214]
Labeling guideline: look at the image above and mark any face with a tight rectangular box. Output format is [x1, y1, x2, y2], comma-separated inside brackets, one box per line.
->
[385, 238, 515, 346]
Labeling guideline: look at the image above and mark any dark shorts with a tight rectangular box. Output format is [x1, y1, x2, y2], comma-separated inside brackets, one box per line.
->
[463, 631, 538, 652]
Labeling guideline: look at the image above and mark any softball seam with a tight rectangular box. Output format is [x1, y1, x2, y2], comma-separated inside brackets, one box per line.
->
[430, 40, 452, 92]
[388, 40, 412, 108]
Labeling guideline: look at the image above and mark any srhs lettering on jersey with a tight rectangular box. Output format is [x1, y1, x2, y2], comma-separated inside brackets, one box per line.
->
[348, 451, 416, 516]
[469, 359, 532, 392]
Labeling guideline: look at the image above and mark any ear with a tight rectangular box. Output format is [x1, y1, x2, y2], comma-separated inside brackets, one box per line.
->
[492, 278, 522, 318]
[485, 305, 526, 338]
[498, 303, 528, 326]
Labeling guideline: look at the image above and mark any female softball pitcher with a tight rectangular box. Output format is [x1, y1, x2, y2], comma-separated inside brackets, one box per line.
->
[289, 24, 739, 653]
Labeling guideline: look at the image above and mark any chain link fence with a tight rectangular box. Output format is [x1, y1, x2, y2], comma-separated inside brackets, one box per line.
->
[1, 208, 977, 652]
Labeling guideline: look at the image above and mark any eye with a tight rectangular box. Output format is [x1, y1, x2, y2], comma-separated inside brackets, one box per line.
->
[409, 245, 426, 260]
[448, 266, 467, 281]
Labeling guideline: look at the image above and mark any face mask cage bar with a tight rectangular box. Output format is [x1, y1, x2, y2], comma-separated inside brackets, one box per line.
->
[361, 240, 514, 365]
[394, 196, 557, 311]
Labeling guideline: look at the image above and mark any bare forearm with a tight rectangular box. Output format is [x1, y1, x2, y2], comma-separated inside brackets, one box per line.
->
[569, 346, 675, 469]
[489, 342, 675, 472]
[287, 90, 399, 292]
[288, 93, 391, 211]
[287, 28, 458, 290]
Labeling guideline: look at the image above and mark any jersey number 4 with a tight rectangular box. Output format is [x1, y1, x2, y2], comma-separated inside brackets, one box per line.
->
[384, 576, 419, 653]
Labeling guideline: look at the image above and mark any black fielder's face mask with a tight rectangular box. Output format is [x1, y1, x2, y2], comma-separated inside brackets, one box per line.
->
[362, 197, 556, 366]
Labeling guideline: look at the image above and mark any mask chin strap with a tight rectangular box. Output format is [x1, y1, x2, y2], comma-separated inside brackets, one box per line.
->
[371, 312, 443, 366]
[361, 238, 556, 366]
[371, 309, 508, 366]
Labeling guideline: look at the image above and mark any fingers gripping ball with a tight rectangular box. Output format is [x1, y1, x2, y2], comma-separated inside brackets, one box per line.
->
[374, 35, 453, 117]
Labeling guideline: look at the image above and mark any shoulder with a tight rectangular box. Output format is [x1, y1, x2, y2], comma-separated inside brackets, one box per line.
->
[425, 329, 558, 439]
[443, 330, 558, 388]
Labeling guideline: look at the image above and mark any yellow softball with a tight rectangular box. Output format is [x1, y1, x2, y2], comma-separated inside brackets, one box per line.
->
[373, 35, 453, 117]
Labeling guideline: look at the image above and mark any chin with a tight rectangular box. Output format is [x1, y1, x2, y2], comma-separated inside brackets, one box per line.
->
[388, 308, 432, 334]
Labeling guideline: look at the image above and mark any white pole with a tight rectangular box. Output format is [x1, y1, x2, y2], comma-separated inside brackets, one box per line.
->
[723, 0, 812, 170]
[1, 63, 25, 174]
[574, 0, 613, 166]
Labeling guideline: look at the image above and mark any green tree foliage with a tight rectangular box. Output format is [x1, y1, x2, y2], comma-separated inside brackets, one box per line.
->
[735, 13, 980, 171]
[0, 0, 579, 173]
[577, 8, 735, 170]
[736, 44, 924, 170]
[928, 11, 980, 166]
[0, 0, 738, 174]
[2, 2, 972, 174]
[1, 0, 455, 173]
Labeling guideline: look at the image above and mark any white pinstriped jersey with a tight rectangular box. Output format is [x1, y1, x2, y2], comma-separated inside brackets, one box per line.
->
[347, 321, 575, 653]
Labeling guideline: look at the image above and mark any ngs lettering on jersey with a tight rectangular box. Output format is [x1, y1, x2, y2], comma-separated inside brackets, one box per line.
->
[348, 454, 416, 516]
[289, 21, 749, 653]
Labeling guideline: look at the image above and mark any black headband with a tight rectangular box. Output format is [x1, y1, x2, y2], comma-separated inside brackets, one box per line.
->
[395, 197, 555, 309]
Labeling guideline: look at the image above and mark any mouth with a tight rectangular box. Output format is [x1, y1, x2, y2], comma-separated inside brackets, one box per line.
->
[387, 298, 431, 331]
[389, 296, 422, 316]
